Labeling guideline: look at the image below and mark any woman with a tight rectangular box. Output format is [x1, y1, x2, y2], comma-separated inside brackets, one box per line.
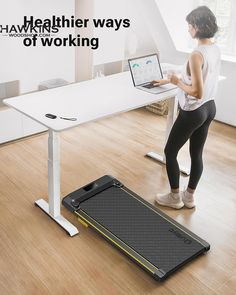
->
[154, 6, 221, 209]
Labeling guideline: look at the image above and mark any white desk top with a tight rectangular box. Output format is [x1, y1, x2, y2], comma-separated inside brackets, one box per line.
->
[4, 71, 177, 132]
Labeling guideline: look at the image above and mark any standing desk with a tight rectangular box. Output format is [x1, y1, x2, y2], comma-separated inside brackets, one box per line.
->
[4, 71, 182, 236]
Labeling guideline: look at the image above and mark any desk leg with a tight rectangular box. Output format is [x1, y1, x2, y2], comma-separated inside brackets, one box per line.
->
[35, 129, 79, 236]
[146, 96, 190, 176]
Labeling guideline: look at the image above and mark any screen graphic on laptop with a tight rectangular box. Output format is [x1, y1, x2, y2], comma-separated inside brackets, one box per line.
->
[129, 55, 162, 86]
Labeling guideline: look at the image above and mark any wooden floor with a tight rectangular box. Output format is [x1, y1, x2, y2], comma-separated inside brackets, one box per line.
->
[0, 108, 236, 295]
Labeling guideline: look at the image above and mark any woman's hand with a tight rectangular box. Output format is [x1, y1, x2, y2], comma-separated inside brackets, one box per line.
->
[152, 79, 170, 86]
[168, 74, 180, 85]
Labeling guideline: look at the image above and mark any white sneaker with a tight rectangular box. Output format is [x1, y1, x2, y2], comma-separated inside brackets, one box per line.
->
[182, 190, 195, 208]
[155, 192, 184, 209]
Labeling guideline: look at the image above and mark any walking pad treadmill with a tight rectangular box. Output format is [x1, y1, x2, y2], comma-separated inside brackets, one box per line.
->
[62, 175, 210, 281]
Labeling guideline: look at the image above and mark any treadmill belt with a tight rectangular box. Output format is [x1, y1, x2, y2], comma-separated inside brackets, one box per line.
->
[80, 186, 203, 273]
[62, 175, 210, 280]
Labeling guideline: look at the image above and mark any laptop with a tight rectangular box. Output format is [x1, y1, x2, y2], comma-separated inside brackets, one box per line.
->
[128, 54, 177, 94]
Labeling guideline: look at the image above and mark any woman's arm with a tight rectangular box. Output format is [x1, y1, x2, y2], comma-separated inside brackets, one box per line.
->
[152, 79, 170, 86]
[170, 52, 204, 99]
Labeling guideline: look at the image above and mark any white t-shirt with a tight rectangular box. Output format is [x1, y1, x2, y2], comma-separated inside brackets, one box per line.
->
[177, 44, 221, 111]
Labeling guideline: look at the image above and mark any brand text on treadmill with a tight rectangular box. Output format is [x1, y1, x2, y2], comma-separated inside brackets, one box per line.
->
[169, 228, 192, 244]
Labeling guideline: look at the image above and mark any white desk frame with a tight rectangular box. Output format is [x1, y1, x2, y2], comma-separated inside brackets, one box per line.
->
[8, 70, 222, 236]
[34, 130, 80, 236]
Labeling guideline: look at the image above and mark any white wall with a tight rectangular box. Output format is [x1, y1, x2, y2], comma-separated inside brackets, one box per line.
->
[75, 0, 94, 81]
[156, 0, 195, 51]
[93, 0, 126, 65]
[0, 0, 75, 93]
[214, 61, 236, 126]
[93, 0, 162, 65]
[124, 0, 159, 59]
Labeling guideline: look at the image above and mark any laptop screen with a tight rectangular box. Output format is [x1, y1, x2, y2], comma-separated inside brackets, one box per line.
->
[128, 54, 163, 86]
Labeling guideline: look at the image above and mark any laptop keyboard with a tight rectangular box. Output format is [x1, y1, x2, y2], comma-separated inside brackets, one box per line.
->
[142, 83, 157, 89]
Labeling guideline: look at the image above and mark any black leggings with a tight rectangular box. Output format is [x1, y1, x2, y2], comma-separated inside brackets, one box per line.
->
[164, 100, 216, 190]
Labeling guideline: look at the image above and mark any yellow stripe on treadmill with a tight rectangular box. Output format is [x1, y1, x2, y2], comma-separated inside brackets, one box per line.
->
[121, 187, 204, 246]
[78, 217, 89, 228]
[75, 211, 156, 274]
